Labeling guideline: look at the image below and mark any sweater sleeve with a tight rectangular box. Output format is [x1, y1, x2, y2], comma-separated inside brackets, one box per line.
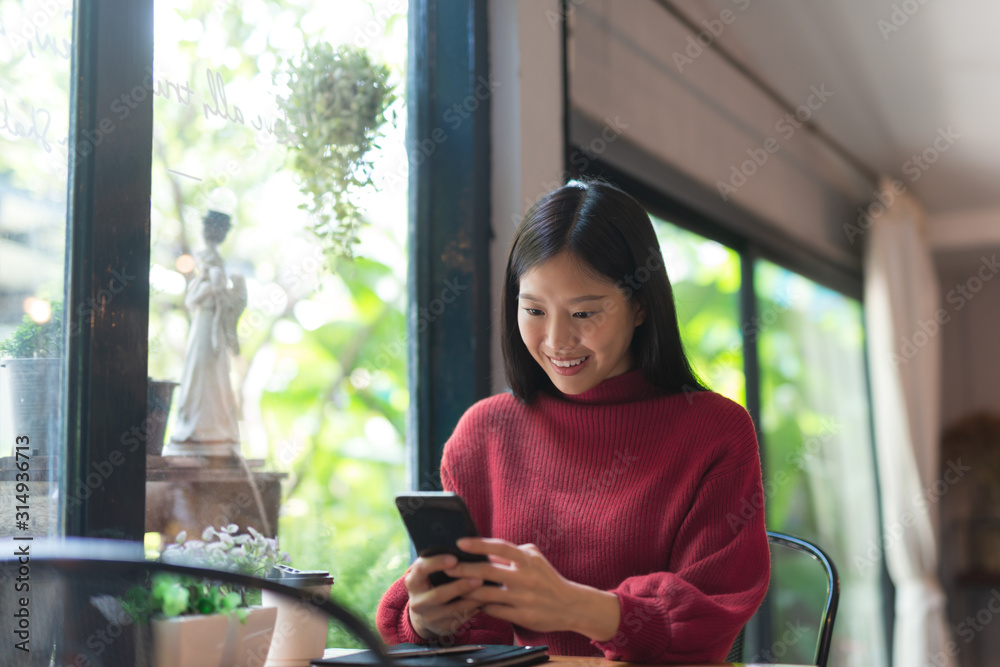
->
[376, 403, 515, 647]
[590, 439, 770, 662]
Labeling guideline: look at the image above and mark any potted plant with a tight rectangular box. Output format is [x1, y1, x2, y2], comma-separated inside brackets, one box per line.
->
[123, 524, 292, 667]
[278, 42, 396, 264]
[0, 302, 62, 456]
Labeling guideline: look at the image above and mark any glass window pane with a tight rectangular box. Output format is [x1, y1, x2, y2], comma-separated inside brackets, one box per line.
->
[756, 259, 887, 666]
[0, 0, 73, 539]
[147, 0, 407, 647]
[651, 216, 743, 403]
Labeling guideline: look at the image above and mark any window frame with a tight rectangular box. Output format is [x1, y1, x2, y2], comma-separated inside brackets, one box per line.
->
[407, 0, 493, 492]
[63, 0, 154, 541]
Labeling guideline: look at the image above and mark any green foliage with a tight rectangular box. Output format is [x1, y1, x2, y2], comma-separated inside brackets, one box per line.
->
[278, 43, 397, 262]
[0, 302, 63, 359]
[123, 524, 293, 623]
[122, 572, 246, 623]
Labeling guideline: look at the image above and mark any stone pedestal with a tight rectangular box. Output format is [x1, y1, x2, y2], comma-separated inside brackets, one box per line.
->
[0, 455, 287, 540]
[146, 455, 287, 540]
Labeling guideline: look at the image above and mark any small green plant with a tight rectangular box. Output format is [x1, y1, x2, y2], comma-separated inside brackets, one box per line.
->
[122, 524, 291, 623]
[0, 302, 63, 359]
[278, 42, 396, 263]
[122, 571, 246, 623]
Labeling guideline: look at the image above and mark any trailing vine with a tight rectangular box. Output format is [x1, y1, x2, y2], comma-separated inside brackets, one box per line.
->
[278, 42, 396, 264]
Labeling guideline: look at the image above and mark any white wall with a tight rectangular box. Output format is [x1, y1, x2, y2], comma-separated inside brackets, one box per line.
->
[489, 0, 565, 396]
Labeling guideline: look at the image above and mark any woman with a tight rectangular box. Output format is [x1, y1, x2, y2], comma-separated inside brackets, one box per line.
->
[377, 180, 769, 663]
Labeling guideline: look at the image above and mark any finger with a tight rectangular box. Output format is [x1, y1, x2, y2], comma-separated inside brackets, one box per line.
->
[425, 574, 486, 605]
[462, 582, 510, 605]
[405, 555, 459, 593]
[478, 603, 519, 624]
[445, 561, 513, 585]
[456, 537, 529, 563]
[414, 554, 459, 573]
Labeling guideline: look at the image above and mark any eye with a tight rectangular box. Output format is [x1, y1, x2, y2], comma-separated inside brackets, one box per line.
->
[573, 312, 596, 319]
[522, 308, 543, 316]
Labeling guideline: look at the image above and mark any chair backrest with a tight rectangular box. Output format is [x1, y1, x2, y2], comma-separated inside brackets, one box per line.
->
[727, 531, 840, 666]
[0, 537, 395, 667]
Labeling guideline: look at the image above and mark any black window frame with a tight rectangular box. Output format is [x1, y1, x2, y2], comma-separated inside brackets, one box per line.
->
[63, 0, 154, 541]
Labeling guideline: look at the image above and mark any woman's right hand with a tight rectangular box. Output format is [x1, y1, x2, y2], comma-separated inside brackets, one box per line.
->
[405, 554, 485, 640]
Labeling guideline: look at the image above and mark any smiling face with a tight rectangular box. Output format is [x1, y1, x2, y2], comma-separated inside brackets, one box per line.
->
[517, 251, 646, 395]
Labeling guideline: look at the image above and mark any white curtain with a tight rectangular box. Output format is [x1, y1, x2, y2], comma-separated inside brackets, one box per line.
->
[863, 177, 955, 667]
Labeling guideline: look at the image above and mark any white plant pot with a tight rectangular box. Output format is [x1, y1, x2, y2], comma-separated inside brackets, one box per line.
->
[151, 607, 277, 667]
[152, 613, 228, 667]
[223, 606, 279, 667]
[262, 574, 333, 667]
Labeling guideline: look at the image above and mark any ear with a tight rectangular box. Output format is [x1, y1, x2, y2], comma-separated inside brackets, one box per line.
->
[633, 299, 646, 327]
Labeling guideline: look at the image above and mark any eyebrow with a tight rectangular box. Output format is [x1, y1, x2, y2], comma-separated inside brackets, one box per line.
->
[517, 293, 606, 304]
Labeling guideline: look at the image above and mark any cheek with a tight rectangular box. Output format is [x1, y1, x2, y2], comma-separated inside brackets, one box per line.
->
[517, 314, 538, 345]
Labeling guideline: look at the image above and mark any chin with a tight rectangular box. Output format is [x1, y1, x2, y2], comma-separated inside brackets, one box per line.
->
[549, 376, 595, 394]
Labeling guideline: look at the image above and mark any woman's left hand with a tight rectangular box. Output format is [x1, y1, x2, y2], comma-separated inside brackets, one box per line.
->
[445, 537, 621, 640]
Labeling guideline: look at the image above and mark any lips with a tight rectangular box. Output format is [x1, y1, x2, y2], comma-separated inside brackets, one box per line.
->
[547, 355, 591, 376]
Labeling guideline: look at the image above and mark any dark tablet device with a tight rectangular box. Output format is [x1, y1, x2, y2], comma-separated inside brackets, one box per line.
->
[394, 492, 498, 587]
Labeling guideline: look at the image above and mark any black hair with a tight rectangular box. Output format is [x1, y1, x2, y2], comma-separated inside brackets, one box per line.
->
[500, 178, 707, 403]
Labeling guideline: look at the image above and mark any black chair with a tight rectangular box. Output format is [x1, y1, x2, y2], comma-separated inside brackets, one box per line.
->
[726, 531, 840, 666]
[0, 537, 395, 667]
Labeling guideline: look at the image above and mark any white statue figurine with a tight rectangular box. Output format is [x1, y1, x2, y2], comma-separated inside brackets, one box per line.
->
[165, 211, 247, 456]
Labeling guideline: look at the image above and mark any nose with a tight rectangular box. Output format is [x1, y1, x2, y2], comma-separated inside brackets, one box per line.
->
[545, 313, 579, 352]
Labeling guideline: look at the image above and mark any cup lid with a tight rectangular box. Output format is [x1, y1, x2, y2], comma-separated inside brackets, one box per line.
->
[270, 563, 334, 586]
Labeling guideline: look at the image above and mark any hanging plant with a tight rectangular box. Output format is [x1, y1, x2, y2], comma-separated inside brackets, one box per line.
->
[277, 42, 396, 264]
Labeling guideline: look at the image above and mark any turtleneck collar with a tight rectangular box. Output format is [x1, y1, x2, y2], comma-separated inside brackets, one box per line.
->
[541, 368, 667, 405]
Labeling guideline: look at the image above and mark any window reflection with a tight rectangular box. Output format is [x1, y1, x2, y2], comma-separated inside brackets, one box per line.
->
[146, 0, 408, 647]
[0, 0, 74, 539]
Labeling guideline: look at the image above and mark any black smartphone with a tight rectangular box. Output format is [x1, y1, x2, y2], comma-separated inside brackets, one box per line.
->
[394, 492, 498, 587]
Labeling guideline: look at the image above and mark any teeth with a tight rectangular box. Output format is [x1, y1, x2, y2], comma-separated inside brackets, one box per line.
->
[552, 357, 588, 368]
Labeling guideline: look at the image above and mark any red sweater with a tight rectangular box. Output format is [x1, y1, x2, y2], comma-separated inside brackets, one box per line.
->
[377, 369, 769, 663]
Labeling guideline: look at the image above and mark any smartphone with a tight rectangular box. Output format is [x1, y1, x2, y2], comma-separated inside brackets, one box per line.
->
[394, 492, 498, 587]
